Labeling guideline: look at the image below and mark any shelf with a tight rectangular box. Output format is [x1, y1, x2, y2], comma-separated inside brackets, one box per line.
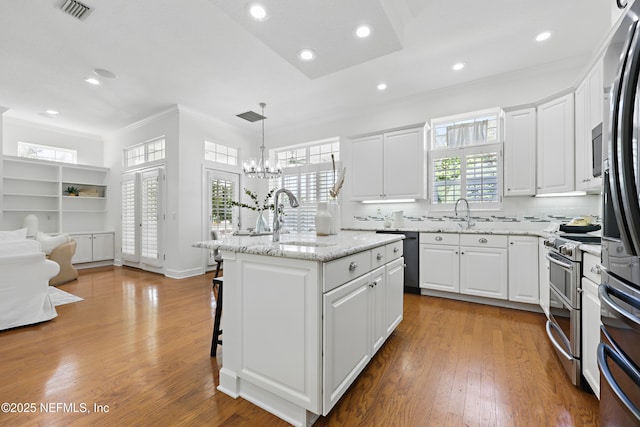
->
[4, 193, 59, 198]
[62, 196, 106, 200]
[3, 176, 59, 183]
[62, 210, 107, 213]
[2, 208, 59, 213]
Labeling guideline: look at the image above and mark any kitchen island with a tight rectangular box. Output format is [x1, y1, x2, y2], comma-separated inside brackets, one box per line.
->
[193, 231, 405, 427]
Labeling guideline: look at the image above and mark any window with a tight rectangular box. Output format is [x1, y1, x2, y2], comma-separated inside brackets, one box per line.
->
[430, 109, 502, 210]
[205, 140, 238, 166]
[271, 138, 340, 232]
[17, 141, 77, 163]
[208, 171, 238, 239]
[124, 137, 165, 168]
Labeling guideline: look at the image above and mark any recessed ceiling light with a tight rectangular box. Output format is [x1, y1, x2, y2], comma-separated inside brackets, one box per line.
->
[85, 77, 101, 85]
[377, 83, 387, 91]
[298, 49, 315, 61]
[249, 4, 267, 20]
[452, 62, 465, 71]
[45, 109, 59, 115]
[355, 25, 371, 38]
[536, 31, 551, 42]
[93, 68, 117, 79]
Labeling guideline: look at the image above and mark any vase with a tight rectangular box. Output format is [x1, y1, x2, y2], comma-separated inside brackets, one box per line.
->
[255, 210, 270, 233]
[315, 202, 332, 236]
[327, 198, 340, 235]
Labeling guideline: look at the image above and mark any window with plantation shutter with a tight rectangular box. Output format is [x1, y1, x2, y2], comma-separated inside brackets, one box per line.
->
[141, 169, 161, 264]
[430, 108, 503, 211]
[271, 139, 340, 232]
[121, 174, 137, 261]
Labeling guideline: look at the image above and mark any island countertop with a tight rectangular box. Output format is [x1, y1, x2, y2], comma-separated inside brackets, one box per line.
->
[192, 230, 404, 262]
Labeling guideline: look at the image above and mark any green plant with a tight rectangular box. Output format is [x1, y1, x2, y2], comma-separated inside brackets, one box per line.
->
[66, 186, 79, 196]
[231, 188, 276, 212]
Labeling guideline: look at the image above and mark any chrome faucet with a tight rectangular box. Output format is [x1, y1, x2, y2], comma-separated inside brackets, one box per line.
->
[454, 198, 474, 230]
[273, 188, 300, 242]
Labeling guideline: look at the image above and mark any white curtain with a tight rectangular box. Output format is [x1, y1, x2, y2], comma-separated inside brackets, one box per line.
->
[447, 120, 488, 146]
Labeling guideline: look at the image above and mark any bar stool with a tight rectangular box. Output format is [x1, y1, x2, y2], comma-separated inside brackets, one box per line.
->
[211, 276, 223, 357]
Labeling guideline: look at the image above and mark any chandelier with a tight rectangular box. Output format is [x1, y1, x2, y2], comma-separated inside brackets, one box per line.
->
[243, 103, 282, 179]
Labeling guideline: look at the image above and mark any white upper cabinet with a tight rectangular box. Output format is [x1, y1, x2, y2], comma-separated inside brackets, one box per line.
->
[504, 108, 536, 196]
[350, 127, 424, 201]
[536, 93, 575, 194]
[575, 58, 603, 192]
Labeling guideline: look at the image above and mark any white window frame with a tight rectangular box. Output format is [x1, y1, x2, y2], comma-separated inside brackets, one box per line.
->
[17, 141, 77, 163]
[124, 137, 166, 168]
[205, 140, 238, 166]
[429, 108, 503, 211]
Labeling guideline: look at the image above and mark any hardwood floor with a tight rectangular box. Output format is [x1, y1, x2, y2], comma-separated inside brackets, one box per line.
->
[0, 267, 599, 426]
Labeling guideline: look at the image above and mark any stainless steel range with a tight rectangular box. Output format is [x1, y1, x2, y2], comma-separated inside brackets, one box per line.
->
[543, 235, 583, 387]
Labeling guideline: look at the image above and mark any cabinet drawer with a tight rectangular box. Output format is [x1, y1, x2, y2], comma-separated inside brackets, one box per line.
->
[460, 234, 507, 248]
[420, 232, 459, 246]
[371, 246, 387, 269]
[386, 240, 403, 261]
[583, 252, 602, 284]
[324, 250, 372, 292]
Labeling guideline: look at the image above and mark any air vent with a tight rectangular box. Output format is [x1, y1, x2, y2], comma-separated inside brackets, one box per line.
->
[59, 0, 93, 21]
[236, 111, 266, 122]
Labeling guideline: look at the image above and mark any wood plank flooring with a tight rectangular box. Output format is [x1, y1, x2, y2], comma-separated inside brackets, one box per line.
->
[0, 267, 599, 426]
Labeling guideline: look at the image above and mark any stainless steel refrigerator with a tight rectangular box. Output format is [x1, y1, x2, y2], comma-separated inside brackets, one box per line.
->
[600, 2, 640, 425]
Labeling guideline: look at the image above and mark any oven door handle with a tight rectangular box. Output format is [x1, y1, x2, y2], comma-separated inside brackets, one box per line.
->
[599, 284, 640, 332]
[545, 253, 573, 270]
[545, 320, 573, 361]
[597, 342, 640, 421]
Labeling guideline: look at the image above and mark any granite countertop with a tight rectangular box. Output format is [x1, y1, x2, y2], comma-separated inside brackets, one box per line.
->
[345, 226, 551, 238]
[580, 244, 602, 256]
[193, 230, 403, 262]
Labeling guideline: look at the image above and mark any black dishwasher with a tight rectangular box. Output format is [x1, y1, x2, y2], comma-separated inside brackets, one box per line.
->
[376, 230, 419, 294]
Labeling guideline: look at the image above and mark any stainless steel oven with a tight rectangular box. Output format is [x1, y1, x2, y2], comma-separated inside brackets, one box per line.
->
[543, 237, 583, 387]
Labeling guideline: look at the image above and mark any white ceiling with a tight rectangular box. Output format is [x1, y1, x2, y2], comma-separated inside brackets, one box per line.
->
[0, 0, 613, 136]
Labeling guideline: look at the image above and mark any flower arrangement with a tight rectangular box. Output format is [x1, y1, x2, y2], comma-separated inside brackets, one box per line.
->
[231, 188, 276, 212]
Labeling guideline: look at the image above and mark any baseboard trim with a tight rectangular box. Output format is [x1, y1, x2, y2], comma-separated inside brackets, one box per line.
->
[164, 267, 203, 279]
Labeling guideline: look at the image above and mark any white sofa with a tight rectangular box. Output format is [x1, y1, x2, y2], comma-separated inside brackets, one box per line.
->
[0, 239, 60, 330]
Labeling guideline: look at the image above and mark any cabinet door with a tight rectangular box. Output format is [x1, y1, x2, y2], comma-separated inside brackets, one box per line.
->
[323, 273, 371, 413]
[587, 59, 603, 190]
[582, 276, 601, 398]
[92, 233, 115, 261]
[383, 128, 424, 199]
[536, 93, 575, 194]
[508, 236, 539, 304]
[538, 238, 550, 316]
[460, 246, 508, 300]
[420, 244, 459, 292]
[370, 266, 386, 355]
[385, 257, 404, 336]
[71, 234, 93, 263]
[350, 135, 384, 200]
[504, 108, 537, 196]
[575, 81, 591, 191]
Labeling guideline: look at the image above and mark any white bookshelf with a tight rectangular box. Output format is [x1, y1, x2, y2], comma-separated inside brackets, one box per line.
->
[1, 156, 109, 233]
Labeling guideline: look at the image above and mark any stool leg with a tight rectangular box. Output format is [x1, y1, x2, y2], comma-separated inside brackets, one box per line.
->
[214, 260, 222, 278]
[211, 282, 223, 357]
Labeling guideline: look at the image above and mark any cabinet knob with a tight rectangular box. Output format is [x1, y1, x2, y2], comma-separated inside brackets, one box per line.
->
[376, 253, 383, 260]
[349, 261, 358, 271]
[507, 188, 511, 191]
[461, 251, 465, 255]
[435, 236, 443, 242]
[590, 265, 602, 275]
[393, 247, 399, 253]
[369, 282, 375, 288]
[510, 241, 514, 245]
[479, 238, 488, 244]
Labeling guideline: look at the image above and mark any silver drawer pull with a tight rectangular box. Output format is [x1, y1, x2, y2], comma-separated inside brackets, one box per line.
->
[349, 261, 358, 271]
[376, 253, 383, 260]
[591, 265, 602, 275]
[393, 247, 399, 253]
[435, 236, 443, 241]
[479, 238, 488, 244]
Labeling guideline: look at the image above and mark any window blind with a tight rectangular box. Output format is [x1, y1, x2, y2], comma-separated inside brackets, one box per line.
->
[121, 175, 136, 259]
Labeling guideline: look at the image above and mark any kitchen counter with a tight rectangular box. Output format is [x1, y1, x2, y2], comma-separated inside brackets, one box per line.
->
[345, 226, 550, 238]
[580, 244, 602, 257]
[193, 230, 403, 262]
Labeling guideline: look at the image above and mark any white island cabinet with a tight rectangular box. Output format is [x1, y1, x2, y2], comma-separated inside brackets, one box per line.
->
[194, 232, 404, 426]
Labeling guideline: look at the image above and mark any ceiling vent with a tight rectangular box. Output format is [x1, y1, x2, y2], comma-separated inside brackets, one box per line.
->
[59, 0, 93, 21]
[236, 110, 266, 122]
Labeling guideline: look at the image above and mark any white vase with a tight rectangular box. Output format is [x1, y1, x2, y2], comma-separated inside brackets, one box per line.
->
[327, 199, 340, 235]
[315, 202, 332, 236]
[255, 210, 270, 233]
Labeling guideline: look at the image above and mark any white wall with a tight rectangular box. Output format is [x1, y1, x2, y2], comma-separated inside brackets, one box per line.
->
[3, 117, 104, 166]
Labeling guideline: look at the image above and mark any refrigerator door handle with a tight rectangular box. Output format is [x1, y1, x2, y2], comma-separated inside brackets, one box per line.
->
[599, 284, 640, 333]
[597, 342, 640, 421]
[610, 20, 639, 255]
[617, 18, 640, 256]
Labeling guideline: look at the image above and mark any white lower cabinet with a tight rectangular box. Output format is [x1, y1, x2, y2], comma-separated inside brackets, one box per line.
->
[582, 252, 602, 397]
[460, 245, 508, 299]
[420, 243, 460, 292]
[385, 257, 404, 335]
[70, 232, 115, 264]
[508, 236, 540, 304]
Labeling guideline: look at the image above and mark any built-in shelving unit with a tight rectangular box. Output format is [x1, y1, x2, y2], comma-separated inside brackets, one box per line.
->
[1, 156, 109, 233]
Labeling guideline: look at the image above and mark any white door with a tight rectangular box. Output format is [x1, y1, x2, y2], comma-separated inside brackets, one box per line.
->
[385, 257, 404, 336]
[121, 167, 165, 269]
[419, 244, 460, 292]
[504, 108, 536, 196]
[92, 233, 115, 262]
[459, 246, 508, 300]
[205, 169, 239, 265]
[508, 236, 539, 304]
[349, 134, 383, 200]
[383, 128, 423, 199]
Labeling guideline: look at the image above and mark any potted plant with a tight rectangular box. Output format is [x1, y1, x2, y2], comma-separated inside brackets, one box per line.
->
[231, 188, 277, 233]
[65, 186, 80, 196]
